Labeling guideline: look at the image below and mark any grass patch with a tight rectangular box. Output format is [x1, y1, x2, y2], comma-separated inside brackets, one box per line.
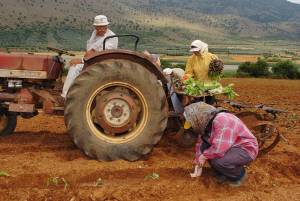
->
[222, 70, 237, 78]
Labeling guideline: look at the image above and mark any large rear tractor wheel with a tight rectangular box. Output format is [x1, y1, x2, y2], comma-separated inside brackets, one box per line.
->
[0, 109, 17, 136]
[64, 59, 168, 161]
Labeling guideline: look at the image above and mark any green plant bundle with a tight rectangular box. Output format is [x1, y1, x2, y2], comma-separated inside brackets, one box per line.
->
[183, 78, 238, 99]
[209, 59, 224, 80]
[208, 71, 222, 80]
[223, 84, 239, 99]
[183, 78, 206, 96]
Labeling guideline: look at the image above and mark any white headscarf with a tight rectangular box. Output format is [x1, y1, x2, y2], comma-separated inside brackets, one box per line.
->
[190, 40, 208, 54]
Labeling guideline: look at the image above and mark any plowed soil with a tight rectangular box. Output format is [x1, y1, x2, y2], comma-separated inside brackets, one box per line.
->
[0, 78, 299, 201]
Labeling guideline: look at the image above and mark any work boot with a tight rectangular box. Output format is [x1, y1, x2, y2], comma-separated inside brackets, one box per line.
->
[212, 171, 227, 184]
[215, 175, 227, 184]
[228, 172, 247, 187]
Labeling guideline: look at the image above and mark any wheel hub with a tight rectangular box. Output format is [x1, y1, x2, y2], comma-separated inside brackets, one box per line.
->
[103, 98, 131, 126]
[96, 92, 139, 134]
[111, 105, 123, 118]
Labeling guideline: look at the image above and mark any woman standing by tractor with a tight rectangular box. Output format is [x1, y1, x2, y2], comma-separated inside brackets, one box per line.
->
[184, 40, 218, 82]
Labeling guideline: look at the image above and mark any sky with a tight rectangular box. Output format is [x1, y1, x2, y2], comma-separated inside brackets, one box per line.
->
[287, 0, 300, 4]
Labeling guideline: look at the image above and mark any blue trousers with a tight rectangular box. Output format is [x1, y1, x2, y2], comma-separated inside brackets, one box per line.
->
[209, 147, 253, 181]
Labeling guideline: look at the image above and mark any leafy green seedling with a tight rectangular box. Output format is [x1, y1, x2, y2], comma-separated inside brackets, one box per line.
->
[95, 178, 104, 187]
[47, 177, 69, 191]
[61, 177, 69, 191]
[0, 171, 10, 177]
[144, 172, 160, 180]
[47, 177, 60, 186]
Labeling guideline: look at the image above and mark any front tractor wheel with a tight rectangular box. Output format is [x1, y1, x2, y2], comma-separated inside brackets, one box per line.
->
[64, 59, 168, 161]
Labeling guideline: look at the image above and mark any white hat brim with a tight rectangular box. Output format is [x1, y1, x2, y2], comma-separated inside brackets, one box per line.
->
[93, 22, 109, 26]
[189, 47, 201, 52]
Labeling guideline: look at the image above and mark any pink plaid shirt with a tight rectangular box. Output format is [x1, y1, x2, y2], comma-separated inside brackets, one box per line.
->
[195, 113, 258, 161]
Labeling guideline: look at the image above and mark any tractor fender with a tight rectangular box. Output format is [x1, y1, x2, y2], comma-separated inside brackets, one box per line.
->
[83, 49, 168, 84]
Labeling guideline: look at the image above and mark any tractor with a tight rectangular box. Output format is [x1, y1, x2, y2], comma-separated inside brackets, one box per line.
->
[0, 35, 284, 161]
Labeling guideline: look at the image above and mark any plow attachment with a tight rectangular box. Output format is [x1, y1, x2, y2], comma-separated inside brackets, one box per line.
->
[223, 100, 288, 156]
[236, 111, 281, 156]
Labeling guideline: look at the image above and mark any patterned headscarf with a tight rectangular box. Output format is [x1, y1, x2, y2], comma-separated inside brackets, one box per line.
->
[184, 102, 217, 135]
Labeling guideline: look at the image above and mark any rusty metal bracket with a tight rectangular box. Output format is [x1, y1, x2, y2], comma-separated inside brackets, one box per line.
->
[0, 93, 17, 102]
[30, 89, 57, 103]
[9, 103, 35, 113]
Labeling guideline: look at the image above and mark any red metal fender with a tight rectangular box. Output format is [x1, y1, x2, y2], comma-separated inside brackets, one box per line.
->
[83, 49, 168, 84]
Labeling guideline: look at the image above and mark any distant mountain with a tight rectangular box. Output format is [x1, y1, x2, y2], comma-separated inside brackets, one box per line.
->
[0, 0, 299, 51]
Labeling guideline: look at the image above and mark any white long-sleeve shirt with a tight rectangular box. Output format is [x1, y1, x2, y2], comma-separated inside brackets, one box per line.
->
[86, 29, 118, 51]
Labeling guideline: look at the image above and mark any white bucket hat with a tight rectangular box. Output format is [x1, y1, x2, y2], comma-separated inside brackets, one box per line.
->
[190, 40, 208, 53]
[93, 15, 109, 26]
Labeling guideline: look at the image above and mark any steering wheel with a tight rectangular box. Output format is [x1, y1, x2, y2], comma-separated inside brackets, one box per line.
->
[47, 46, 75, 56]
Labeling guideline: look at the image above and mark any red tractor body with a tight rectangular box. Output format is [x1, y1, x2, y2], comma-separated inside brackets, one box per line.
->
[0, 50, 67, 122]
[0, 52, 63, 80]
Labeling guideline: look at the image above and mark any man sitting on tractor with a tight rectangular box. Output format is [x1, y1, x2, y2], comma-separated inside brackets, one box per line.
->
[61, 15, 118, 99]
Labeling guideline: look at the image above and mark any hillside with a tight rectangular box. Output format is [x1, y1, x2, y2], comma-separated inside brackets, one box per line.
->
[0, 0, 299, 52]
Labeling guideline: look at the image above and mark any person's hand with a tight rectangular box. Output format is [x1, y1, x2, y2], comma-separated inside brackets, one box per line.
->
[194, 154, 207, 167]
[84, 49, 96, 58]
[190, 165, 203, 178]
[182, 74, 190, 81]
[69, 58, 82, 66]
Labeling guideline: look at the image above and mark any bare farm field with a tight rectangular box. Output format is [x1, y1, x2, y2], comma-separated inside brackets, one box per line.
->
[0, 78, 299, 201]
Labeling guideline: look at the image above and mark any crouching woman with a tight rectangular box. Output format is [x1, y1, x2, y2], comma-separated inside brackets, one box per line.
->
[184, 102, 258, 186]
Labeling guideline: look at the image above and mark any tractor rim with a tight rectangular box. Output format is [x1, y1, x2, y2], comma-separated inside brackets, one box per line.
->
[86, 82, 148, 143]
